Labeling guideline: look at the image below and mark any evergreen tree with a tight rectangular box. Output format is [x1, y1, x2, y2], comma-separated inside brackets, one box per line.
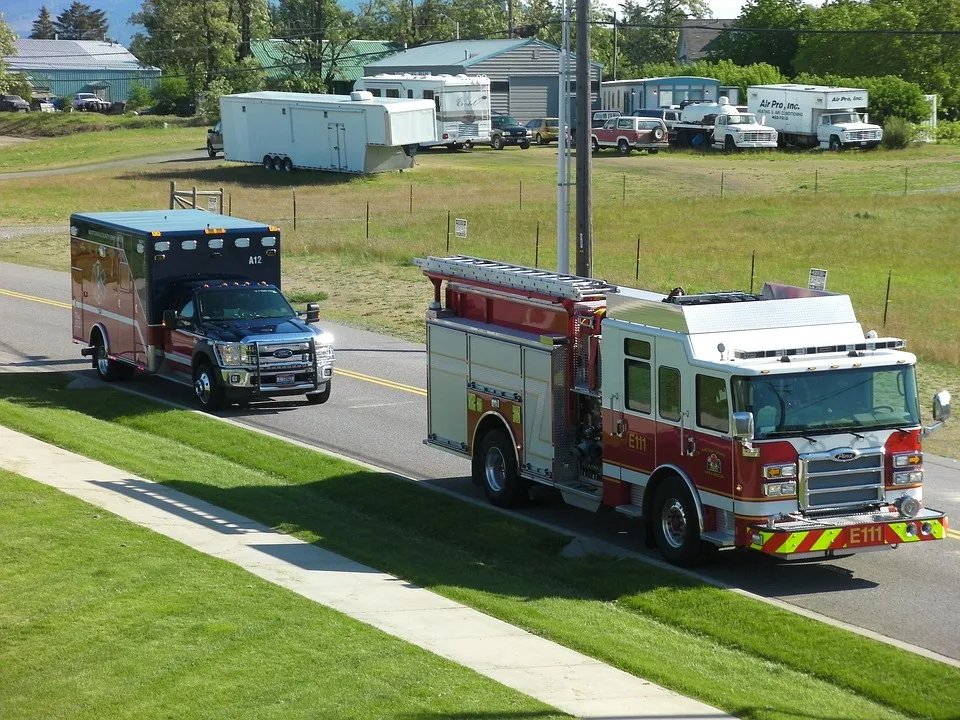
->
[53, 2, 109, 41]
[30, 6, 57, 39]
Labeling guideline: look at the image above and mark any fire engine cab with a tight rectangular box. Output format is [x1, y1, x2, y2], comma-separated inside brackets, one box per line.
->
[416, 255, 951, 566]
[71, 210, 335, 409]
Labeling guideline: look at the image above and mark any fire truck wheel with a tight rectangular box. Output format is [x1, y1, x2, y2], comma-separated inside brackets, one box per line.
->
[93, 334, 122, 382]
[193, 362, 226, 411]
[306, 384, 331, 404]
[652, 475, 710, 567]
[476, 429, 527, 508]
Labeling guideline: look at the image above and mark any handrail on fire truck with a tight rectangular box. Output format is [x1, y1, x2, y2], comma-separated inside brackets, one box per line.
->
[414, 255, 619, 302]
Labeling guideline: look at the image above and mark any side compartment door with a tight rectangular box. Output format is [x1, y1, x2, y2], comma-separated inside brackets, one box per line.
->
[71, 262, 85, 342]
[426, 323, 468, 451]
[521, 346, 553, 478]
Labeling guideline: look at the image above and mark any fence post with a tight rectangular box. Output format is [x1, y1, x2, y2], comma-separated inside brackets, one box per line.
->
[228, 193, 232, 216]
[815, 168, 819, 195]
[366, 201, 370, 240]
[622, 174, 626, 205]
[635, 235, 641, 281]
[410, 184, 413, 214]
[720, 172, 724, 198]
[535, 221, 540, 268]
[903, 167, 908, 196]
[446, 210, 451, 253]
[519, 180, 523, 211]
[883, 269, 892, 327]
[169, 181, 175, 209]
[749, 250, 756, 294]
[293, 189, 297, 231]
[192, 186, 198, 210]
[219, 187, 224, 214]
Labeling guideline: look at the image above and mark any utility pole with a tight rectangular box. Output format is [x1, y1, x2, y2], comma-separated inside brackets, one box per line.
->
[507, 0, 514, 38]
[556, 0, 571, 274]
[575, 0, 592, 277]
[612, 12, 618, 81]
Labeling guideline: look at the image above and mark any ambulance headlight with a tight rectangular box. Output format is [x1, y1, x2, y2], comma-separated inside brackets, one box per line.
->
[214, 341, 252, 367]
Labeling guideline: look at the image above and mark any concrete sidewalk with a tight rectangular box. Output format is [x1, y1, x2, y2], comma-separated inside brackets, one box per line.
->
[0, 426, 733, 720]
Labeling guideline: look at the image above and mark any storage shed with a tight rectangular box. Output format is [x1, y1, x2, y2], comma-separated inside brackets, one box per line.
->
[364, 39, 602, 122]
[3, 39, 160, 104]
[600, 76, 721, 115]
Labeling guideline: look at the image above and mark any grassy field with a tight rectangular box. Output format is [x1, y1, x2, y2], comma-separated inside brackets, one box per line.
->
[1, 141, 958, 455]
[0, 470, 568, 720]
[1, 372, 959, 720]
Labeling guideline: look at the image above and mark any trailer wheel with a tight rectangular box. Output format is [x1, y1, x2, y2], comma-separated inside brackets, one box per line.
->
[262, 155, 273, 170]
[193, 361, 226, 411]
[306, 383, 331, 405]
[282, 157, 294, 173]
[476, 429, 527, 508]
[617, 139, 631, 156]
[829, 135, 842, 151]
[652, 475, 711, 567]
[92, 332, 122, 382]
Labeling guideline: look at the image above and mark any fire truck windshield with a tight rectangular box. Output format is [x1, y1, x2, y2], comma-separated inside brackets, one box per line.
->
[731, 366, 919, 439]
[197, 287, 295, 321]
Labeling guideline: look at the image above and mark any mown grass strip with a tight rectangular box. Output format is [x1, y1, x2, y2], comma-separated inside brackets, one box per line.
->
[0, 469, 567, 720]
[1, 373, 958, 720]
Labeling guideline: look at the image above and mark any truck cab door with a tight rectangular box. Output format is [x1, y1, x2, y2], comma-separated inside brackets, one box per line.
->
[164, 296, 197, 378]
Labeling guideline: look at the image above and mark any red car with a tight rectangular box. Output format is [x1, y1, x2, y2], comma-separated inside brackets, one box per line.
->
[592, 117, 669, 155]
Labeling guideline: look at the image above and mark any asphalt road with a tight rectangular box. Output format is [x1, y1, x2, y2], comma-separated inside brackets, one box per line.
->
[2, 260, 959, 662]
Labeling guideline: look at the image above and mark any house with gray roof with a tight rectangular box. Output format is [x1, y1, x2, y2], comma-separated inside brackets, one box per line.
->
[364, 39, 602, 122]
[676, 19, 734, 63]
[3, 39, 160, 104]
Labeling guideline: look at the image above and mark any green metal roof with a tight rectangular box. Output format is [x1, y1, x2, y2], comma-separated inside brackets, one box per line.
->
[251, 40, 399, 82]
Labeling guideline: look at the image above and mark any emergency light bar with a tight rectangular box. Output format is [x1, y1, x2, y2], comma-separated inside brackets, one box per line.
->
[734, 338, 905, 360]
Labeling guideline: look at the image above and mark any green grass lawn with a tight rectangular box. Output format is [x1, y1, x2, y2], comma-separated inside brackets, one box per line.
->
[1, 372, 957, 720]
[0, 468, 568, 720]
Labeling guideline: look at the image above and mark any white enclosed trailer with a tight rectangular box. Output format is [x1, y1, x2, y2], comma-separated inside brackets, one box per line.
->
[747, 84, 882, 150]
[219, 91, 437, 174]
[354, 74, 491, 150]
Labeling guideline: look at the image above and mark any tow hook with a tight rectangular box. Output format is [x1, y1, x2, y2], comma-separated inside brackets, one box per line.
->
[80, 346, 95, 357]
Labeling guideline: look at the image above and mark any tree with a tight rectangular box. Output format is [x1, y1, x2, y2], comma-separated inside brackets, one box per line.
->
[793, 72, 931, 125]
[54, 2, 108, 41]
[0, 12, 17, 95]
[30, 6, 57, 39]
[617, 0, 709, 70]
[709, 0, 811, 75]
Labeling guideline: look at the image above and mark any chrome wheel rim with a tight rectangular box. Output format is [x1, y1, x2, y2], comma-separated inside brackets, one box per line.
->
[661, 498, 688, 549]
[484, 447, 506, 493]
[195, 371, 212, 405]
[96, 345, 109, 376]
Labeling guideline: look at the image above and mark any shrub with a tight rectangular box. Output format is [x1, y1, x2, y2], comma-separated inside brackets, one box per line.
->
[125, 82, 152, 112]
[935, 121, 960, 143]
[881, 117, 914, 149]
[152, 77, 194, 116]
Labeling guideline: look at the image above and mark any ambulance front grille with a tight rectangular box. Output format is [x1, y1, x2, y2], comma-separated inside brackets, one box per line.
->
[254, 341, 314, 370]
[799, 447, 885, 513]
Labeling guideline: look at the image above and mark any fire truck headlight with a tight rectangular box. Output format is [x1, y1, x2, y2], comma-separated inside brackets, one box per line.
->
[763, 463, 797, 480]
[893, 470, 923, 486]
[897, 495, 921, 519]
[762, 480, 797, 497]
[893, 452, 922, 468]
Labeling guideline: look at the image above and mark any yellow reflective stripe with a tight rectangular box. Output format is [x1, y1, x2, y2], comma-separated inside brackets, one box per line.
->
[929, 520, 946, 540]
[776, 531, 810, 554]
[889, 522, 921, 543]
[810, 528, 843, 551]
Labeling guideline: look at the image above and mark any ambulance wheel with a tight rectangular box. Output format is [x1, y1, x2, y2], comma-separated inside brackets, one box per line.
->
[306, 383, 331, 404]
[92, 332, 122, 382]
[193, 362, 226, 411]
[652, 475, 711, 567]
[476, 429, 527, 508]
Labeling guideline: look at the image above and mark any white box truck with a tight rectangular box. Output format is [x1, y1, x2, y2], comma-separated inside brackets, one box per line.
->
[747, 84, 882, 150]
[219, 91, 438, 174]
[354, 74, 491, 150]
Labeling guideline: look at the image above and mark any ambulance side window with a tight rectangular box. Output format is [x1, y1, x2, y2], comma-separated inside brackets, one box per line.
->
[696, 375, 729, 433]
[658, 366, 681, 421]
[178, 299, 195, 327]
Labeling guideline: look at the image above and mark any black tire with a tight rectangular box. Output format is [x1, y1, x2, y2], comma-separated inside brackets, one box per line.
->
[92, 332, 122, 382]
[591, 137, 600, 153]
[829, 135, 842, 152]
[519, 141, 530, 150]
[491, 134, 505, 151]
[193, 361, 226, 411]
[207, 142, 217, 158]
[617, 139, 631, 156]
[475, 428, 527, 508]
[651, 475, 711, 567]
[536, 133, 546, 145]
[282, 157, 294, 172]
[262, 155, 273, 170]
[306, 383, 331, 405]
[648, 148, 659, 155]
[725, 136, 736, 151]
[463, 140, 473, 150]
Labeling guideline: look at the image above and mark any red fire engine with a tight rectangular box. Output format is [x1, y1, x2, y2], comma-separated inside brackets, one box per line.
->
[416, 255, 951, 566]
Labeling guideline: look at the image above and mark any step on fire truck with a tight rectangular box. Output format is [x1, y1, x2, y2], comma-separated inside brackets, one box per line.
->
[71, 210, 335, 410]
[415, 255, 951, 566]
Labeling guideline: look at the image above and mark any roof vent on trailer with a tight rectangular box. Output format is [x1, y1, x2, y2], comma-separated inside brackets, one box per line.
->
[351, 90, 374, 101]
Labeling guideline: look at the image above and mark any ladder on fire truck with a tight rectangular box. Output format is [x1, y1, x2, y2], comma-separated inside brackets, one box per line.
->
[415, 255, 619, 301]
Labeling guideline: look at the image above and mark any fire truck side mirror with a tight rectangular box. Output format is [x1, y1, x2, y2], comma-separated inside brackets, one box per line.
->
[305, 302, 320, 324]
[162, 309, 177, 329]
[933, 390, 951, 423]
[732, 411, 755, 442]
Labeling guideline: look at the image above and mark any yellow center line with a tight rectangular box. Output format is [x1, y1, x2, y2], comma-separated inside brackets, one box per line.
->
[0, 286, 428, 397]
[946, 529, 960, 541]
[0, 288, 72, 309]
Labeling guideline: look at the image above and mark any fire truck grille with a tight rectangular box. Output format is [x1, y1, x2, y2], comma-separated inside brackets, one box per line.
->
[799, 448, 885, 513]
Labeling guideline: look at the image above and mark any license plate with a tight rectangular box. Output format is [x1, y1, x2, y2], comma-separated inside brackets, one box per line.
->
[276, 373, 295, 385]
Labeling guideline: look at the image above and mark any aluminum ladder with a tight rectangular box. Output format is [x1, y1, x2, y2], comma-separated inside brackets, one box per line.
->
[414, 255, 618, 301]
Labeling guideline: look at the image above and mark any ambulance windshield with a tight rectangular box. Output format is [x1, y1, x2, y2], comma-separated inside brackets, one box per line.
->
[731, 366, 919, 439]
[198, 287, 295, 321]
